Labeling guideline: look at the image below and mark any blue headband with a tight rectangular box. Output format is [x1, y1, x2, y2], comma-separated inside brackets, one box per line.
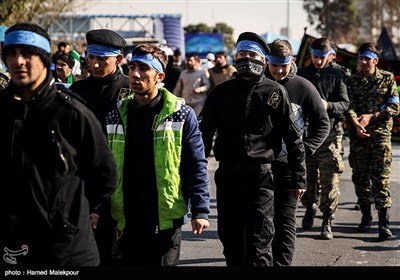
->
[87, 44, 122, 57]
[358, 50, 378, 59]
[130, 54, 164, 73]
[4, 30, 51, 53]
[310, 48, 331, 58]
[236, 40, 267, 58]
[266, 55, 292, 65]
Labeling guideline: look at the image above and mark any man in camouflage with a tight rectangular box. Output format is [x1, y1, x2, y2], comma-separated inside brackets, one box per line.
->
[297, 37, 349, 240]
[0, 70, 10, 90]
[346, 42, 400, 240]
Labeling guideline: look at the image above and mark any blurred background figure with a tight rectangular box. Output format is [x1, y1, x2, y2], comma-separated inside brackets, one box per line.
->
[163, 47, 182, 92]
[203, 52, 215, 69]
[173, 48, 186, 70]
[173, 53, 210, 116]
[208, 51, 236, 93]
[120, 52, 132, 75]
[78, 57, 91, 80]
[53, 52, 75, 87]
[69, 49, 82, 81]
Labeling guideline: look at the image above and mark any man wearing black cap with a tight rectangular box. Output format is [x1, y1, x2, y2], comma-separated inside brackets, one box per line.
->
[70, 28, 130, 133]
[199, 32, 306, 266]
[0, 23, 117, 266]
[69, 29, 130, 265]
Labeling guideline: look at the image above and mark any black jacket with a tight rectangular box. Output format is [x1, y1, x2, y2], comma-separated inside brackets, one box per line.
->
[297, 64, 349, 135]
[0, 73, 117, 266]
[70, 67, 129, 265]
[265, 63, 330, 156]
[69, 68, 130, 134]
[199, 75, 306, 190]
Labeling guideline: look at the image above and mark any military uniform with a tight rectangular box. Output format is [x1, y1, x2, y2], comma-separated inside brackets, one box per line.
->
[346, 67, 399, 238]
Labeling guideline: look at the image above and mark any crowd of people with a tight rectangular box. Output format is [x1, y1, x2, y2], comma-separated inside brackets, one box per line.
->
[0, 21, 399, 269]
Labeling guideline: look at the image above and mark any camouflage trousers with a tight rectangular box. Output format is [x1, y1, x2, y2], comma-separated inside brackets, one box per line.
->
[348, 133, 392, 209]
[301, 132, 345, 214]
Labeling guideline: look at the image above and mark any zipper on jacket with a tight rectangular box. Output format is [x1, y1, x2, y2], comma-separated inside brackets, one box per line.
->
[51, 130, 69, 174]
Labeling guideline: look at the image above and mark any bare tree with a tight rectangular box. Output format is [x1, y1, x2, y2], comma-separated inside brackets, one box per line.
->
[0, 0, 75, 28]
[303, 0, 360, 43]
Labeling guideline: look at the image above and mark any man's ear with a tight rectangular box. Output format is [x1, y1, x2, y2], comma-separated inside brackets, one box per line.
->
[157, 72, 165, 83]
[116, 54, 124, 64]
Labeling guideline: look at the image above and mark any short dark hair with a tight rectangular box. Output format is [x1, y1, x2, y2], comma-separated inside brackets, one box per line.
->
[57, 41, 70, 51]
[215, 51, 227, 57]
[311, 37, 332, 53]
[131, 44, 168, 71]
[185, 53, 200, 61]
[357, 42, 381, 57]
[174, 48, 182, 56]
[2, 23, 52, 69]
[54, 53, 75, 69]
[268, 39, 293, 58]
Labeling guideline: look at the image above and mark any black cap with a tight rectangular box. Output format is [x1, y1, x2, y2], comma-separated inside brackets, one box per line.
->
[86, 29, 127, 49]
[174, 48, 182, 56]
[54, 53, 75, 69]
[236, 31, 270, 56]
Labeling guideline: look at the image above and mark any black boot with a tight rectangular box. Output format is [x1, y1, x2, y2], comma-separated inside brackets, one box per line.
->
[302, 203, 317, 230]
[357, 204, 372, 233]
[378, 208, 392, 240]
[320, 213, 333, 240]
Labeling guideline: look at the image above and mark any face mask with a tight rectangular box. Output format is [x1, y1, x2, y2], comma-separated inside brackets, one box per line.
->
[235, 57, 265, 79]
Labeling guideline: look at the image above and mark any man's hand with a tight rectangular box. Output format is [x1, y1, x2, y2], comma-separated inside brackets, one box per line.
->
[358, 113, 373, 127]
[291, 189, 306, 200]
[191, 218, 210, 235]
[321, 99, 328, 110]
[355, 123, 370, 138]
[90, 213, 99, 230]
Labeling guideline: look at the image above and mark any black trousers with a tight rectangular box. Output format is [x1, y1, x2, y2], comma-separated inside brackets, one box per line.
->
[93, 199, 116, 266]
[215, 162, 274, 267]
[118, 226, 182, 267]
[271, 160, 298, 266]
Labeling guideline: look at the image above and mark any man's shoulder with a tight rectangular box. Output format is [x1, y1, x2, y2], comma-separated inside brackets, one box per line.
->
[327, 66, 346, 78]
[260, 77, 287, 91]
[377, 67, 395, 79]
[69, 76, 91, 91]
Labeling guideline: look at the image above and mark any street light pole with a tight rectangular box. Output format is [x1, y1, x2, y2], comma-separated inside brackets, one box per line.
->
[287, 0, 291, 40]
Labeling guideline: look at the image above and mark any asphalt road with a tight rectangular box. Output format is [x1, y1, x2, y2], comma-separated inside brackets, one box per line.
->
[178, 137, 400, 267]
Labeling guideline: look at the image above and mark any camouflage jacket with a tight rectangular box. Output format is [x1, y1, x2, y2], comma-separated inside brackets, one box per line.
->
[0, 71, 10, 90]
[346, 67, 400, 133]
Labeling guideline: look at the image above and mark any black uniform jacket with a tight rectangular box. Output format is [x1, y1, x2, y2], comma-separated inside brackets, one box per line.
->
[297, 64, 349, 134]
[0, 73, 117, 266]
[69, 68, 130, 134]
[199, 75, 306, 190]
